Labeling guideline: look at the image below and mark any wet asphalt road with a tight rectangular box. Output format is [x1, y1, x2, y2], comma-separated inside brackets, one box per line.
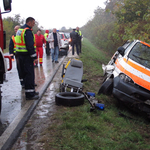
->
[0, 50, 65, 136]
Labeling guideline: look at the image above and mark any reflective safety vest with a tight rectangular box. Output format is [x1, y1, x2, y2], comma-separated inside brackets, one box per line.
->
[16, 27, 36, 53]
[44, 33, 48, 41]
[76, 30, 82, 36]
[12, 35, 16, 53]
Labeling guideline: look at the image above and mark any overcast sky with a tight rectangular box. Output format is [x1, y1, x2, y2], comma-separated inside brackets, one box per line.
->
[1, 0, 106, 30]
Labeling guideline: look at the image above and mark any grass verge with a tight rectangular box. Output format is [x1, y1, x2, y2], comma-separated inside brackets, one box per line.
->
[42, 38, 150, 150]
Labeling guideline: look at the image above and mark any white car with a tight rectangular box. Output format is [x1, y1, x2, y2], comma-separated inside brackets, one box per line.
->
[58, 32, 69, 50]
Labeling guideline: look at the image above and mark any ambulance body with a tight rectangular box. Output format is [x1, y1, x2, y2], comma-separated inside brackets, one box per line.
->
[100, 40, 150, 115]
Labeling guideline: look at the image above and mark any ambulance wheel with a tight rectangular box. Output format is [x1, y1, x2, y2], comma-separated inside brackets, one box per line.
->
[98, 78, 113, 95]
[55, 92, 84, 106]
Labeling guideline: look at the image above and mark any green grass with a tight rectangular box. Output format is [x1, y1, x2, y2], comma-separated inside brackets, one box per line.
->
[41, 38, 150, 150]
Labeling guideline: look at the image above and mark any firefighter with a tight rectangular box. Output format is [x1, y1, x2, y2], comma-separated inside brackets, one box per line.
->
[34, 29, 46, 67]
[9, 25, 25, 87]
[76, 27, 82, 53]
[16, 17, 39, 100]
[44, 30, 50, 55]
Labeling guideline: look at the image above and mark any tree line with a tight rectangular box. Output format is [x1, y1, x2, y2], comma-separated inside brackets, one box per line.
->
[81, 0, 150, 56]
[3, 14, 71, 41]
[3, 14, 44, 41]
[3, 0, 150, 56]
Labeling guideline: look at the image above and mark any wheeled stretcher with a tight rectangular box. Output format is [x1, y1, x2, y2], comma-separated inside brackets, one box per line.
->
[55, 58, 105, 111]
[60, 58, 84, 92]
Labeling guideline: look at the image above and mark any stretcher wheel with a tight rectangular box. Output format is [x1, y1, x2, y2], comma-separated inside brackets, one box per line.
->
[90, 107, 95, 112]
[59, 84, 65, 92]
[98, 78, 113, 95]
[55, 92, 84, 106]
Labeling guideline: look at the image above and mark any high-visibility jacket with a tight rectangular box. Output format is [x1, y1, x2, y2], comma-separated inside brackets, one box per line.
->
[12, 35, 16, 53]
[16, 27, 36, 54]
[44, 33, 48, 41]
[76, 30, 82, 37]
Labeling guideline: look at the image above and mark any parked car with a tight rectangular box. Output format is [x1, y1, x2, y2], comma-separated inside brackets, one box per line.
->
[98, 40, 150, 117]
[64, 32, 71, 45]
[58, 32, 69, 50]
[64, 32, 70, 39]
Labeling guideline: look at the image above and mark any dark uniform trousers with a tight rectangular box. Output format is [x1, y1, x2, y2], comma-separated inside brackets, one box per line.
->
[15, 53, 24, 86]
[72, 41, 79, 55]
[46, 41, 50, 55]
[18, 54, 35, 98]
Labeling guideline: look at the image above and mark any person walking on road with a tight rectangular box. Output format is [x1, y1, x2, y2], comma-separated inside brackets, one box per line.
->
[34, 29, 46, 67]
[76, 26, 82, 53]
[9, 25, 25, 87]
[16, 17, 39, 100]
[70, 28, 79, 55]
[44, 30, 50, 55]
[47, 28, 62, 63]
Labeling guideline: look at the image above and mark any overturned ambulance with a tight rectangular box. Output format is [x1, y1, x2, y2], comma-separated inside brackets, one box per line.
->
[98, 40, 150, 117]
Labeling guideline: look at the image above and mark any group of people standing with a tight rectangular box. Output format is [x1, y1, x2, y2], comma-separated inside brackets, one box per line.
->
[70, 27, 82, 55]
[9, 16, 82, 100]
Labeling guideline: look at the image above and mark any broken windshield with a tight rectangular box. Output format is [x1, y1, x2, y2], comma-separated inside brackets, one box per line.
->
[128, 42, 150, 69]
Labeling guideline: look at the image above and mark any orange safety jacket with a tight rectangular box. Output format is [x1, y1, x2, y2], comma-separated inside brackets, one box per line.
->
[16, 27, 36, 56]
[12, 35, 16, 53]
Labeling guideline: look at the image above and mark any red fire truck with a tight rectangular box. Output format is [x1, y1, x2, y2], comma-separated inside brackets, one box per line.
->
[0, 0, 12, 113]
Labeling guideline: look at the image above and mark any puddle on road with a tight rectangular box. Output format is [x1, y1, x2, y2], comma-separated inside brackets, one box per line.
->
[11, 71, 62, 150]
[0, 53, 64, 136]
[36, 84, 55, 119]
